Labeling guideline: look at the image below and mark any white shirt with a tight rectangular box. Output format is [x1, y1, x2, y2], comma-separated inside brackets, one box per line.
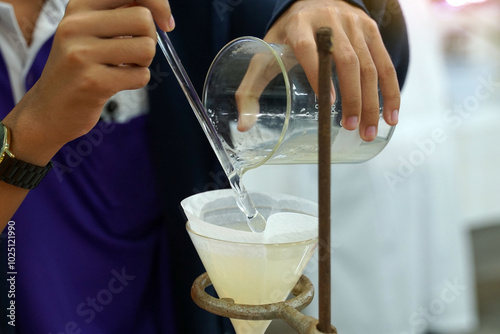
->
[0, 0, 66, 102]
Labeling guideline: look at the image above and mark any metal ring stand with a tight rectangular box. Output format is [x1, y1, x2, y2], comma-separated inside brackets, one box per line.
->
[191, 273, 337, 334]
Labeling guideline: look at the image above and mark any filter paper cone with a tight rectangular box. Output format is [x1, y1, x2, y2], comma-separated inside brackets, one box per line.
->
[181, 189, 318, 244]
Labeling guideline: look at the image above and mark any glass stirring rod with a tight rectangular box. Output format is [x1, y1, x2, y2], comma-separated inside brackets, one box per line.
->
[156, 27, 266, 233]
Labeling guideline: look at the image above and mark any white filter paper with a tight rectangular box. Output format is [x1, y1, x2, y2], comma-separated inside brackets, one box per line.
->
[181, 189, 318, 244]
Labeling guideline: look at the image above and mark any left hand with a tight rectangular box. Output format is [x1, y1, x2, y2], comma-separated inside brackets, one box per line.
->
[262, 0, 401, 141]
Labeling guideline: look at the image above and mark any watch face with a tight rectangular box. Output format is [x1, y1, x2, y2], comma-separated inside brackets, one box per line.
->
[0, 123, 7, 163]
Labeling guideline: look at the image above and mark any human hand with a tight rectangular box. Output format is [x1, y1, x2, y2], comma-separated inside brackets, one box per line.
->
[4, 0, 173, 164]
[237, 0, 400, 142]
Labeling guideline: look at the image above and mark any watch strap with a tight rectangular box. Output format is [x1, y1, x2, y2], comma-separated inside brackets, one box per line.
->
[0, 155, 53, 190]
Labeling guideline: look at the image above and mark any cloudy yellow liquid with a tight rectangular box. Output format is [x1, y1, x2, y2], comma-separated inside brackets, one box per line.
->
[189, 223, 317, 334]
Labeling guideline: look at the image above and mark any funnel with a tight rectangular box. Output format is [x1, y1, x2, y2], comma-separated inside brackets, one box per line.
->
[181, 189, 318, 334]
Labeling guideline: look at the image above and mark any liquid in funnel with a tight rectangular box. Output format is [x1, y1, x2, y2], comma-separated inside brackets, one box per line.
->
[182, 190, 318, 334]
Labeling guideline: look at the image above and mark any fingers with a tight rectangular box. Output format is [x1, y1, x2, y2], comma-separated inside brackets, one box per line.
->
[236, 53, 283, 131]
[101, 66, 152, 92]
[265, 0, 401, 142]
[343, 22, 380, 140]
[69, 64, 152, 97]
[332, 30, 362, 133]
[67, 0, 174, 32]
[85, 37, 157, 68]
[52, 37, 155, 96]
[365, 27, 401, 126]
[130, 0, 173, 31]
[67, 7, 157, 39]
[289, 33, 320, 98]
[336, 14, 401, 141]
[55, 5, 160, 91]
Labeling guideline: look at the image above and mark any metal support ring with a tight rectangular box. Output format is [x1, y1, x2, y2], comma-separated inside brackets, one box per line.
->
[191, 273, 314, 320]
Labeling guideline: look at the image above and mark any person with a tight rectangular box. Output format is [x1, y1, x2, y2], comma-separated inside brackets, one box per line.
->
[0, 0, 409, 333]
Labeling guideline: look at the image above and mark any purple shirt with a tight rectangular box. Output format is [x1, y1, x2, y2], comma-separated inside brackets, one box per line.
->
[1, 25, 175, 334]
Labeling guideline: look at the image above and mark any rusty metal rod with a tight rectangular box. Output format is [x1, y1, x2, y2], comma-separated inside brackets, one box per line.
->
[316, 27, 334, 334]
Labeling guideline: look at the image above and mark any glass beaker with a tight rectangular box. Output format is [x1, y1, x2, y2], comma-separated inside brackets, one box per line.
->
[203, 37, 395, 173]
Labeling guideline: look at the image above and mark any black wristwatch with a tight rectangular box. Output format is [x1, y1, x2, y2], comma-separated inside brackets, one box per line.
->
[0, 122, 53, 190]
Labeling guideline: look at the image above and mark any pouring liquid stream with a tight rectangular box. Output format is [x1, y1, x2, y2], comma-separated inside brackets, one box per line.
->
[156, 28, 266, 232]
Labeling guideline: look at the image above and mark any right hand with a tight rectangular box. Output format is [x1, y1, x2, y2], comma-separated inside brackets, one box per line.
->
[5, 0, 173, 163]
[236, 0, 401, 142]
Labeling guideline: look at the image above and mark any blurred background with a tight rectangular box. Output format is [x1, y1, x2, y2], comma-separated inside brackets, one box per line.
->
[242, 0, 500, 333]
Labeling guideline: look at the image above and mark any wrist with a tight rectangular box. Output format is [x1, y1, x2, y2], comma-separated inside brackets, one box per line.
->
[2, 112, 62, 168]
[0, 119, 55, 189]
